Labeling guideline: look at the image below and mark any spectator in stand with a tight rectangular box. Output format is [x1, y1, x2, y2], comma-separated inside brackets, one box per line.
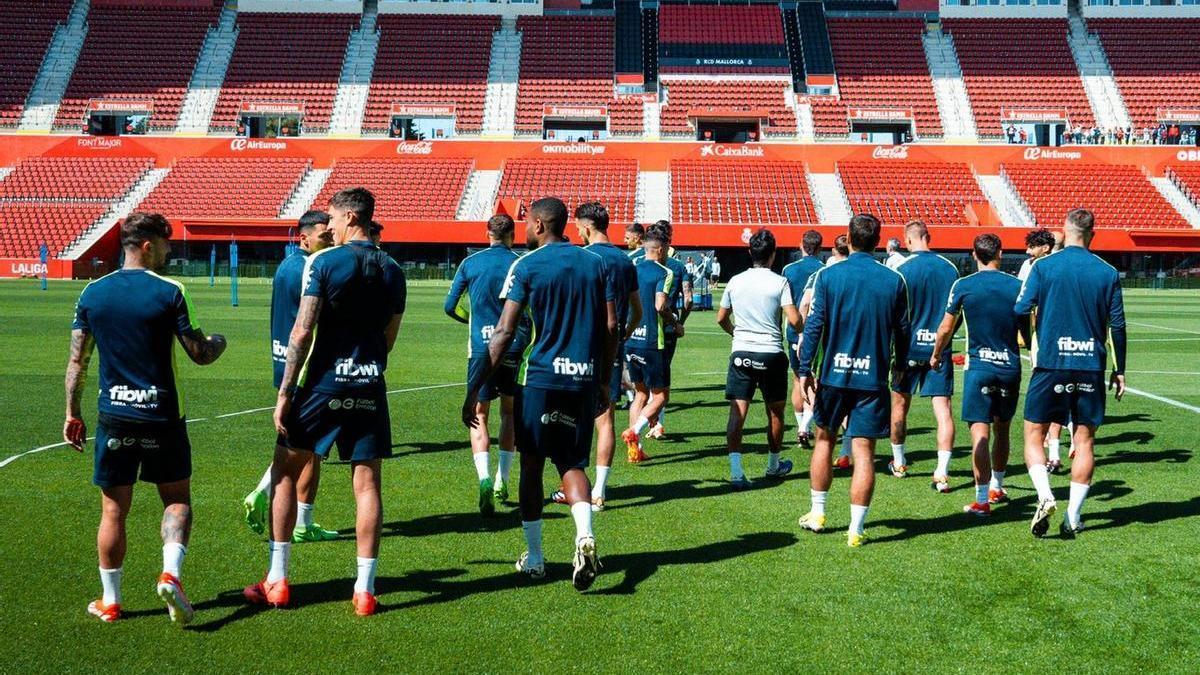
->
[1018, 128, 1028, 144]
[1006, 125, 1017, 144]
[1115, 127, 1124, 145]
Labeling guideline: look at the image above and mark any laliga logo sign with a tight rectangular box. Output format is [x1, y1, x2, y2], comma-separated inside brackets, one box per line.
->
[872, 146, 908, 160]
[396, 141, 434, 155]
[700, 145, 765, 158]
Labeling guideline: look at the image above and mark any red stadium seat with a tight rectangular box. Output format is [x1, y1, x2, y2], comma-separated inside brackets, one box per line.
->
[660, 80, 796, 137]
[670, 159, 817, 225]
[0, 1, 73, 127]
[837, 161, 984, 226]
[0, 156, 153, 201]
[1003, 163, 1187, 229]
[496, 158, 638, 222]
[138, 157, 310, 219]
[0, 202, 109, 258]
[314, 158, 474, 220]
[1091, 19, 1200, 129]
[657, 4, 789, 76]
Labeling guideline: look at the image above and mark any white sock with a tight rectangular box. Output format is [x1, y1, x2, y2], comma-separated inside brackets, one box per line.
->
[810, 490, 828, 517]
[800, 410, 814, 433]
[99, 567, 122, 605]
[1067, 481, 1090, 527]
[891, 443, 907, 467]
[522, 520, 544, 565]
[255, 466, 273, 493]
[473, 451, 490, 481]
[729, 452, 744, 479]
[767, 452, 780, 472]
[625, 390, 634, 403]
[1028, 464, 1055, 503]
[592, 466, 610, 500]
[1047, 438, 1061, 462]
[975, 484, 989, 505]
[354, 557, 377, 594]
[570, 501, 594, 543]
[297, 501, 315, 528]
[497, 450, 515, 482]
[267, 541, 291, 584]
[794, 411, 804, 430]
[935, 450, 952, 477]
[849, 503, 869, 535]
[989, 469, 1006, 490]
[633, 416, 650, 436]
[162, 542, 186, 578]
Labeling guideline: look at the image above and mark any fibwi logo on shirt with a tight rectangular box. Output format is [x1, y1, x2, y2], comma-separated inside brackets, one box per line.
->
[832, 353, 871, 372]
[552, 357, 593, 377]
[335, 358, 381, 378]
[631, 325, 648, 339]
[916, 328, 937, 344]
[109, 385, 158, 404]
[978, 347, 1012, 364]
[272, 339, 287, 359]
[481, 325, 496, 341]
[1056, 337, 1096, 355]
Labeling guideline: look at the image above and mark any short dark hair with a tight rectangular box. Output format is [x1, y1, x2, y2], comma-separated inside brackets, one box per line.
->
[904, 220, 929, 242]
[368, 221, 383, 237]
[848, 213, 881, 252]
[574, 202, 609, 232]
[833, 234, 849, 257]
[643, 228, 669, 248]
[1025, 228, 1054, 249]
[749, 228, 776, 265]
[973, 233, 1002, 264]
[297, 210, 329, 233]
[529, 197, 568, 236]
[1066, 208, 1095, 234]
[487, 214, 514, 239]
[648, 220, 673, 243]
[329, 187, 375, 225]
[120, 212, 172, 248]
[801, 229, 822, 256]
[625, 222, 645, 237]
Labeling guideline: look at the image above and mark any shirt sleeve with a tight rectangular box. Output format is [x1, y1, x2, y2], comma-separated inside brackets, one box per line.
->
[719, 280, 733, 309]
[797, 274, 824, 375]
[392, 265, 408, 315]
[444, 263, 468, 318]
[302, 251, 326, 298]
[71, 288, 90, 332]
[780, 278, 794, 307]
[945, 279, 964, 316]
[659, 266, 673, 296]
[1014, 261, 1040, 315]
[1108, 275, 1127, 374]
[172, 283, 200, 336]
[500, 258, 528, 305]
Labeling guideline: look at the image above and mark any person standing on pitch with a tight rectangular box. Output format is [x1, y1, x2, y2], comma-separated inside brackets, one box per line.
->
[244, 210, 338, 542]
[800, 234, 854, 469]
[929, 234, 1030, 517]
[884, 237, 907, 271]
[65, 213, 227, 625]
[1015, 208, 1126, 539]
[1019, 228, 1071, 472]
[644, 220, 691, 440]
[718, 228, 802, 490]
[248, 188, 406, 616]
[622, 228, 682, 464]
[445, 214, 529, 515]
[889, 221, 959, 490]
[463, 197, 615, 590]
[574, 202, 640, 510]
[783, 229, 825, 448]
[796, 214, 909, 547]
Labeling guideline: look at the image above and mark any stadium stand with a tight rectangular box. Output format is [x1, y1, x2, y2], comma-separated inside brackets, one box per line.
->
[837, 161, 983, 226]
[1003, 162, 1188, 229]
[1090, 19, 1200, 129]
[795, 3, 835, 77]
[52, 2, 222, 131]
[496, 157, 638, 222]
[943, 19, 1094, 139]
[657, 3, 789, 75]
[659, 80, 796, 137]
[210, 13, 358, 133]
[362, 15, 498, 135]
[812, 18, 942, 138]
[313, 158, 474, 220]
[670, 159, 817, 224]
[1166, 165, 1200, 210]
[641, 5, 659, 86]
[514, 16, 643, 135]
[0, 0, 74, 127]
[0, 157, 153, 201]
[138, 157, 310, 218]
[615, 0, 643, 75]
[0, 202, 108, 258]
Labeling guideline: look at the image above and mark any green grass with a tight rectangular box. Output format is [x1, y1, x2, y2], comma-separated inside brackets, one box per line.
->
[1, 279, 1198, 673]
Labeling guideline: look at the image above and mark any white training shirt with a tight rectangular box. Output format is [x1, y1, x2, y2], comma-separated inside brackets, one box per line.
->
[720, 267, 793, 354]
[1017, 258, 1033, 282]
[885, 251, 908, 271]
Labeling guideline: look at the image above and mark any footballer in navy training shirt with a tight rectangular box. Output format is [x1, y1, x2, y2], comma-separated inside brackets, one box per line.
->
[782, 229, 825, 448]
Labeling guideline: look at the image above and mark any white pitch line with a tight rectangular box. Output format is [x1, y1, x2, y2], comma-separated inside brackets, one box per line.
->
[1129, 321, 1200, 336]
[1129, 337, 1200, 343]
[0, 383, 465, 471]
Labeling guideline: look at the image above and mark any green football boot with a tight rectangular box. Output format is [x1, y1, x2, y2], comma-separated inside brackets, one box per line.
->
[292, 523, 340, 543]
[243, 489, 268, 536]
[479, 477, 495, 516]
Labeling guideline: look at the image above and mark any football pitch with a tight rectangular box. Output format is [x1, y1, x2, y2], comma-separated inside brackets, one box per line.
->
[1, 279, 1198, 673]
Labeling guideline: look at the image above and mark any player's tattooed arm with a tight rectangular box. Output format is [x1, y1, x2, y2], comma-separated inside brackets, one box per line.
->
[278, 296, 323, 395]
[63, 329, 95, 449]
[178, 329, 227, 366]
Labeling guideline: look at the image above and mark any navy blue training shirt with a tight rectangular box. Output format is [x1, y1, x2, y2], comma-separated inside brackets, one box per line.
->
[782, 255, 824, 342]
[72, 269, 199, 422]
[798, 252, 910, 391]
[1015, 245, 1127, 374]
[586, 241, 638, 339]
[897, 251, 960, 363]
[300, 241, 407, 393]
[627, 259, 672, 351]
[945, 269, 1024, 376]
[271, 250, 308, 388]
[663, 256, 688, 338]
[444, 245, 529, 358]
[500, 241, 609, 391]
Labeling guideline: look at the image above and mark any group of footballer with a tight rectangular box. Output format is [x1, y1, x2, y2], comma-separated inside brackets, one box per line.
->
[60, 186, 1127, 626]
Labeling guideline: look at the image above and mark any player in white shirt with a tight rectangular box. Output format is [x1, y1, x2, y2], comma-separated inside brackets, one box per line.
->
[884, 237, 907, 271]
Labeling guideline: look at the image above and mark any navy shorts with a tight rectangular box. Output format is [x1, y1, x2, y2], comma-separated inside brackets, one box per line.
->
[93, 414, 192, 488]
[1024, 369, 1106, 428]
[627, 347, 667, 389]
[812, 386, 890, 439]
[962, 369, 1021, 424]
[468, 354, 518, 402]
[662, 335, 678, 388]
[279, 389, 392, 462]
[608, 342, 626, 403]
[514, 386, 597, 471]
[892, 356, 954, 398]
[725, 351, 788, 403]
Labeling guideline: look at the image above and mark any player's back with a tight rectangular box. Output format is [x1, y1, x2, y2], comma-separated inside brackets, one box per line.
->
[951, 270, 1023, 374]
[502, 242, 608, 391]
[898, 251, 959, 359]
[805, 252, 908, 391]
[723, 267, 790, 353]
[1016, 246, 1123, 372]
[782, 256, 823, 337]
[73, 269, 196, 422]
[453, 245, 525, 357]
[628, 258, 671, 350]
[271, 250, 308, 387]
[586, 242, 637, 335]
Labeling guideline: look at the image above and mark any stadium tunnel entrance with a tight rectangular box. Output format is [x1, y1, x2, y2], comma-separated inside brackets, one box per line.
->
[542, 106, 610, 141]
[237, 102, 304, 138]
[850, 121, 913, 145]
[85, 100, 152, 136]
[389, 104, 457, 140]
